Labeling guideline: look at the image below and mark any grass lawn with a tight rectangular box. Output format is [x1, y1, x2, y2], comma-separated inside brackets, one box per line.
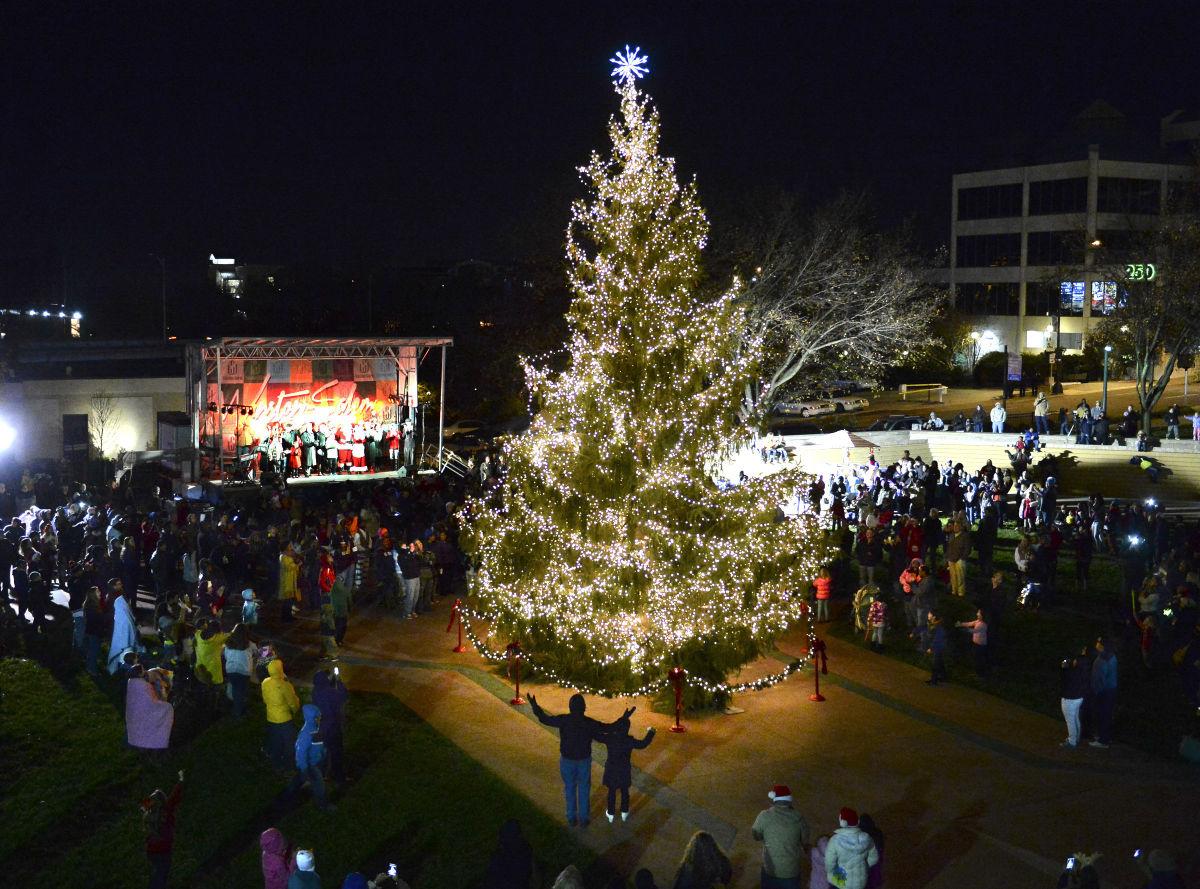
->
[0, 659, 607, 888]
[826, 526, 1196, 759]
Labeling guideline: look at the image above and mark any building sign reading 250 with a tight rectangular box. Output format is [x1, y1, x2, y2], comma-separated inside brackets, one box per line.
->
[1125, 263, 1157, 281]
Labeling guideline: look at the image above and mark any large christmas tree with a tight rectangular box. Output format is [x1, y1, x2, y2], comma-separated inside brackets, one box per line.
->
[463, 51, 818, 698]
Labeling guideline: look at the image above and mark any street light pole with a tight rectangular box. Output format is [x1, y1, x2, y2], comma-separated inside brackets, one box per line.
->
[1102, 345, 1113, 414]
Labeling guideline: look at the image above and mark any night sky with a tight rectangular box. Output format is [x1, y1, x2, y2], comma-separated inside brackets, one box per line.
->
[3, 3, 1198, 331]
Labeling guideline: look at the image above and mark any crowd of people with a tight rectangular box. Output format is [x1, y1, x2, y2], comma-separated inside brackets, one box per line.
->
[799, 439, 1200, 736]
[5, 407, 1198, 887]
[0, 462, 479, 888]
[918, 395, 1200, 448]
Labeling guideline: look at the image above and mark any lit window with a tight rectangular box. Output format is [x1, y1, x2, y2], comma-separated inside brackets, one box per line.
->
[1026, 330, 1047, 349]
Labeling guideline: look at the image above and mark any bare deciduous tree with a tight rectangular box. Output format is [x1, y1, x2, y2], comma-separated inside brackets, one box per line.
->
[1090, 167, 1200, 431]
[90, 391, 121, 458]
[732, 194, 938, 423]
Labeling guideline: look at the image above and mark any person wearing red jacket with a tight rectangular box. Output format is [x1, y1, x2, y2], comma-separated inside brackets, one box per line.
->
[898, 517, 924, 563]
[142, 770, 184, 889]
[813, 567, 833, 622]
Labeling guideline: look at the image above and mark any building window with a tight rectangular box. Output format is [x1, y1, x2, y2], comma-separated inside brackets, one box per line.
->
[1097, 177, 1160, 215]
[1089, 280, 1126, 315]
[957, 183, 1022, 220]
[1028, 177, 1088, 215]
[62, 414, 89, 460]
[1026, 231, 1080, 266]
[1026, 329, 1048, 350]
[1093, 229, 1144, 264]
[1025, 281, 1082, 317]
[956, 282, 1019, 315]
[955, 233, 1021, 268]
[1059, 332, 1084, 351]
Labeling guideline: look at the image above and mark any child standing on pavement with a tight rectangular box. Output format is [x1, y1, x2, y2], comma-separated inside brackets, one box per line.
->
[866, 596, 888, 652]
[600, 717, 655, 823]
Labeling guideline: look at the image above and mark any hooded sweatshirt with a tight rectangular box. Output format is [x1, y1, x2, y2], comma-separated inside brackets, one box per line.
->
[312, 671, 348, 738]
[263, 659, 300, 725]
[261, 827, 293, 889]
[295, 704, 325, 770]
[825, 826, 879, 889]
[529, 693, 618, 760]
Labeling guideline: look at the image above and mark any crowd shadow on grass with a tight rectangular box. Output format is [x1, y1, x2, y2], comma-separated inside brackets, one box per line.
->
[876, 776, 986, 888]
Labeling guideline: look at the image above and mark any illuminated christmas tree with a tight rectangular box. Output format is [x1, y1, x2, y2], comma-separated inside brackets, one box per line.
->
[463, 49, 818, 699]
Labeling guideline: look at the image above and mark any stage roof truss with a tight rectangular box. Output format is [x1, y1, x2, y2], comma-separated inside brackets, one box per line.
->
[194, 336, 452, 362]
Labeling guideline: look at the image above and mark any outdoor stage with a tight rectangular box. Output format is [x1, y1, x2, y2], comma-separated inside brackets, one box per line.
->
[185, 336, 453, 487]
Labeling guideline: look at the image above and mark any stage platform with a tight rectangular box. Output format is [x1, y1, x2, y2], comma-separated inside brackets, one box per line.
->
[202, 467, 438, 492]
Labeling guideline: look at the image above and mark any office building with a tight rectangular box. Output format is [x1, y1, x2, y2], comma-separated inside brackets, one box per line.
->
[949, 101, 1197, 357]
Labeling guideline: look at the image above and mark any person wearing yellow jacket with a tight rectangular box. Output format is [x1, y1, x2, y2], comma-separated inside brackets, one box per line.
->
[262, 658, 300, 770]
[278, 544, 300, 622]
[193, 619, 229, 686]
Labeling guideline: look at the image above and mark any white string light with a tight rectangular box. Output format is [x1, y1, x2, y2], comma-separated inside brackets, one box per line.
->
[460, 58, 822, 698]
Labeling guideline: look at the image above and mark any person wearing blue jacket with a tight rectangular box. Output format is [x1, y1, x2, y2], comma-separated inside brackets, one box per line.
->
[1090, 637, 1118, 748]
[312, 668, 348, 784]
[286, 704, 333, 811]
[925, 613, 948, 686]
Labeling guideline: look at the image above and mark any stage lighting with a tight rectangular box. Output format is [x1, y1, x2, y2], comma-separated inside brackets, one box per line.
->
[0, 419, 14, 452]
[207, 402, 218, 413]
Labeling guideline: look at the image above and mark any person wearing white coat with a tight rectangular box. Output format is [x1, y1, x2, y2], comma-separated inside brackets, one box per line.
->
[989, 401, 1007, 434]
[825, 808, 878, 889]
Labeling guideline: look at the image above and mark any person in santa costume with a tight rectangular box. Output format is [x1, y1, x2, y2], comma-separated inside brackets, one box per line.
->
[336, 428, 352, 474]
[386, 424, 401, 467]
[286, 435, 301, 477]
[351, 424, 366, 472]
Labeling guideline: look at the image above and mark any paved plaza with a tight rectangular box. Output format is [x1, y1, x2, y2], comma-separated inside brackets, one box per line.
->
[289, 597, 1200, 889]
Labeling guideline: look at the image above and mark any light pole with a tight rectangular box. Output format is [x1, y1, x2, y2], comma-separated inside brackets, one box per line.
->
[1102, 344, 1113, 414]
[969, 330, 981, 373]
[149, 254, 167, 342]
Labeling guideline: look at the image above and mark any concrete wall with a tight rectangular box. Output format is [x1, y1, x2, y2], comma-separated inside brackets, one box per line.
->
[0, 377, 186, 463]
[786, 429, 1200, 501]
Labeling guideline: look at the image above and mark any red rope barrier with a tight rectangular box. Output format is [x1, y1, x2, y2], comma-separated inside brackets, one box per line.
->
[446, 598, 467, 653]
[668, 666, 687, 733]
[809, 638, 828, 702]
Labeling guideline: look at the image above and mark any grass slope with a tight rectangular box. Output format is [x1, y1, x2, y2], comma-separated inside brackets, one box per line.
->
[0, 660, 603, 888]
[826, 527, 1194, 758]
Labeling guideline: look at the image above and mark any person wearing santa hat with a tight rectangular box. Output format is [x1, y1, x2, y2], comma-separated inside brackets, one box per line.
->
[824, 807, 878, 889]
[752, 784, 812, 888]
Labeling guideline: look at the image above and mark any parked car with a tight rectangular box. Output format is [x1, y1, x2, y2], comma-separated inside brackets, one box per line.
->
[820, 391, 870, 413]
[864, 414, 924, 431]
[768, 420, 824, 436]
[442, 419, 488, 439]
[774, 399, 837, 418]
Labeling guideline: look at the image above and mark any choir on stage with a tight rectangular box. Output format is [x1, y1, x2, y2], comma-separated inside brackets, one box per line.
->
[239, 419, 414, 481]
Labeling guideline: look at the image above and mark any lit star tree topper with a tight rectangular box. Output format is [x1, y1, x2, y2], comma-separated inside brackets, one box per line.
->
[610, 44, 649, 85]
[461, 51, 819, 701]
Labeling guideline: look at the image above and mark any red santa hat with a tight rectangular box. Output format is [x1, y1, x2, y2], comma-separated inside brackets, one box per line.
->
[839, 807, 858, 827]
[768, 785, 791, 802]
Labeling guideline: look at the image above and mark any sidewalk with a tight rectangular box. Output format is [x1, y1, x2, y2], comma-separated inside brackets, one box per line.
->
[303, 598, 1199, 888]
